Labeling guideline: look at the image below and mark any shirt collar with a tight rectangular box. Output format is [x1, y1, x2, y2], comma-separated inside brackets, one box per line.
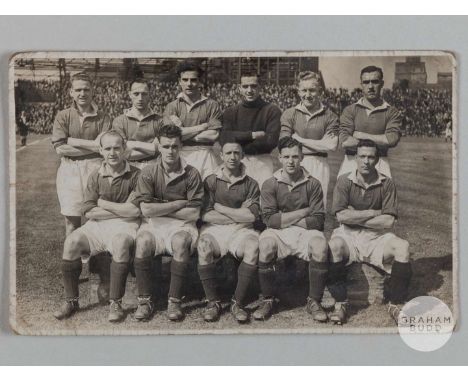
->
[347, 169, 387, 189]
[125, 107, 157, 121]
[176, 92, 207, 109]
[157, 156, 189, 184]
[98, 161, 131, 178]
[274, 167, 311, 190]
[295, 102, 326, 119]
[72, 101, 99, 117]
[356, 97, 390, 113]
[215, 163, 247, 187]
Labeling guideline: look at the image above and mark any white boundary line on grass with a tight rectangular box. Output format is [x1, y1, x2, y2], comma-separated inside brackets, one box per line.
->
[16, 137, 50, 152]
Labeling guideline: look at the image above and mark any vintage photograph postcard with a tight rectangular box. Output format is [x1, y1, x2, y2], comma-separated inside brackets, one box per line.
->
[9, 51, 457, 335]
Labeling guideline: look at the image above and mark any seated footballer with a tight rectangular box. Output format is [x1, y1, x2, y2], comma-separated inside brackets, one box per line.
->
[328, 139, 411, 325]
[197, 139, 261, 323]
[254, 136, 329, 322]
[53, 131, 141, 323]
[131, 124, 204, 322]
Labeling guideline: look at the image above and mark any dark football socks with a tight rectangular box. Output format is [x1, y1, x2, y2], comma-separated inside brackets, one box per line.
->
[328, 260, 348, 302]
[134, 257, 154, 297]
[308, 259, 328, 302]
[388, 261, 412, 304]
[198, 263, 219, 302]
[168, 260, 190, 300]
[234, 262, 257, 306]
[61, 258, 82, 300]
[258, 261, 277, 299]
[109, 260, 129, 301]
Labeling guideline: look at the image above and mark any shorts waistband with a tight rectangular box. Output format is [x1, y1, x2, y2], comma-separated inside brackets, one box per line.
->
[132, 155, 158, 163]
[345, 149, 388, 157]
[63, 155, 101, 161]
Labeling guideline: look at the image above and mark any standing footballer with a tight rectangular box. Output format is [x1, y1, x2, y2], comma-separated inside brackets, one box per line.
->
[220, 72, 281, 187]
[280, 71, 339, 207]
[52, 72, 111, 236]
[328, 139, 411, 324]
[254, 137, 329, 322]
[53, 131, 141, 322]
[163, 61, 222, 180]
[131, 125, 204, 321]
[338, 66, 401, 178]
[112, 79, 163, 169]
[197, 140, 260, 323]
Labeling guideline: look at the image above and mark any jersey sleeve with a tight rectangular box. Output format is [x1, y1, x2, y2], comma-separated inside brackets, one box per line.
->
[81, 170, 99, 215]
[245, 178, 261, 220]
[51, 110, 69, 149]
[339, 105, 356, 145]
[261, 178, 281, 229]
[279, 108, 294, 138]
[304, 179, 325, 231]
[332, 175, 351, 216]
[385, 107, 402, 148]
[324, 109, 340, 138]
[112, 115, 127, 139]
[381, 178, 398, 218]
[131, 166, 158, 206]
[202, 175, 217, 214]
[206, 100, 222, 130]
[186, 167, 204, 208]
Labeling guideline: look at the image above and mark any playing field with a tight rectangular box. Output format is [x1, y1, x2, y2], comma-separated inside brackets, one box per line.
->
[12, 134, 454, 334]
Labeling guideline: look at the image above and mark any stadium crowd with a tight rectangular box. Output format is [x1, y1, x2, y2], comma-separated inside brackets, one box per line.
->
[16, 78, 452, 137]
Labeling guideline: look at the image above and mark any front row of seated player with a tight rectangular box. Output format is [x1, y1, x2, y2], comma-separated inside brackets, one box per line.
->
[53, 125, 411, 325]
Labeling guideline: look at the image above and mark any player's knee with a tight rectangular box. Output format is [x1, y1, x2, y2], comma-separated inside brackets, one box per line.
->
[329, 236, 347, 263]
[171, 231, 192, 261]
[135, 231, 155, 259]
[308, 236, 328, 263]
[63, 232, 87, 260]
[111, 234, 133, 263]
[197, 235, 215, 264]
[242, 236, 259, 265]
[391, 238, 410, 263]
[259, 237, 277, 263]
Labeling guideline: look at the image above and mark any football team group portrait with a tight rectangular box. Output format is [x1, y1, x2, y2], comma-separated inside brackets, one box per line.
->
[11, 53, 455, 334]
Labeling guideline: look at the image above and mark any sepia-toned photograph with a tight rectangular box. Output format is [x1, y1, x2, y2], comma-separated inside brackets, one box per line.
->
[9, 51, 456, 335]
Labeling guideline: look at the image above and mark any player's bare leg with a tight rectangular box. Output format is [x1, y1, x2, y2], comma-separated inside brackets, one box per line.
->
[64, 215, 81, 237]
[53, 231, 90, 320]
[167, 231, 192, 321]
[253, 237, 277, 321]
[108, 233, 133, 323]
[328, 236, 350, 325]
[134, 231, 156, 321]
[197, 234, 222, 322]
[306, 236, 329, 322]
[231, 235, 259, 323]
[383, 237, 412, 323]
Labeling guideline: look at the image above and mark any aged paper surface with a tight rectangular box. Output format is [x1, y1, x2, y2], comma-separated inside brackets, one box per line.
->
[9, 51, 457, 335]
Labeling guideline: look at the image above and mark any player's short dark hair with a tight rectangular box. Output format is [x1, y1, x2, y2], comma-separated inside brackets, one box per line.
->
[240, 71, 261, 83]
[176, 61, 204, 78]
[360, 66, 384, 80]
[278, 136, 303, 154]
[99, 131, 126, 147]
[129, 78, 149, 90]
[296, 71, 322, 88]
[71, 72, 92, 85]
[221, 138, 243, 151]
[357, 139, 380, 158]
[158, 124, 182, 141]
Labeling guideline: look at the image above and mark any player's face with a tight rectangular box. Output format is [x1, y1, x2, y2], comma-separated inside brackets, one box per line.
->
[239, 76, 260, 103]
[221, 143, 243, 171]
[129, 83, 150, 111]
[298, 79, 321, 108]
[70, 80, 93, 107]
[100, 135, 126, 167]
[179, 71, 200, 97]
[279, 146, 303, 176]
[361, 71, 383, 101]
[356, 146, 379, 175]
[159, 136, 182, 166]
